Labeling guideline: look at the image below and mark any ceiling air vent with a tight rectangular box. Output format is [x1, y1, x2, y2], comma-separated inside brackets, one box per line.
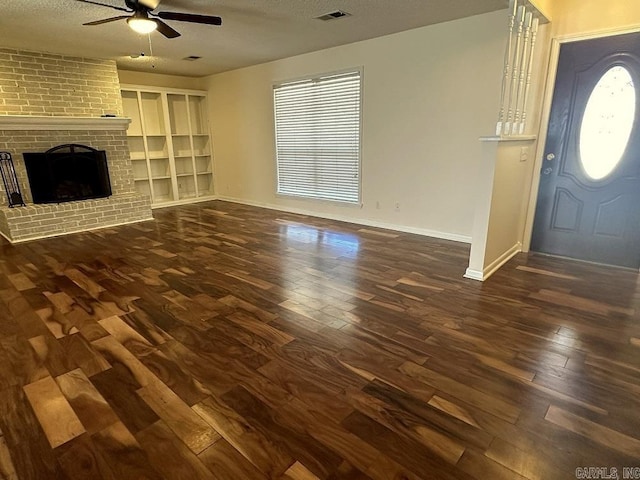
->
[316, 10, 351, 21]
[183, 56, 202, 61]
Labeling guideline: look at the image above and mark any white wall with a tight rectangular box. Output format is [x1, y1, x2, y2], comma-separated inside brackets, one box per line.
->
[466, 18, 552, 280]
[118, 70, 205, 90]
[541, 0, 640, 37]
[203, 11, 507, 242]
[466, 139, 537, 280]
[486, 141, 534, 262]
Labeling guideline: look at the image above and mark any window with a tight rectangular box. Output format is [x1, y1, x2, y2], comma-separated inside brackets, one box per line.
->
[579, 65, 635, 180]
[274, 70, 362, 203]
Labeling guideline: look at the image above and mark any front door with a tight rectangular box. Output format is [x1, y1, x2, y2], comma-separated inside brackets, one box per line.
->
[531, 31, 640, 268]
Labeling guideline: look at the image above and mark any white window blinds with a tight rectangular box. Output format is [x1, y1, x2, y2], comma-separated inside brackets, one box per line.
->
[274, 70, 361, 203]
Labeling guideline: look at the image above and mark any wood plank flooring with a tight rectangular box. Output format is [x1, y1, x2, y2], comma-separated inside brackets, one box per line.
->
[1, 200, 639, 479]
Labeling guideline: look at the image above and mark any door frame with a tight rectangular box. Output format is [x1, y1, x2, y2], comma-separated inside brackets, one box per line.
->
[522, 25, 640, 254]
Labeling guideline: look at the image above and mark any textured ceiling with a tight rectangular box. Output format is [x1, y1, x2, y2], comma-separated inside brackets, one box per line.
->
[0, 0, 509, 77]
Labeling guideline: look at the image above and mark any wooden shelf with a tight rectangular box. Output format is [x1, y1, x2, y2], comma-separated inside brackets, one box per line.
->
[121, 85, 213, 206]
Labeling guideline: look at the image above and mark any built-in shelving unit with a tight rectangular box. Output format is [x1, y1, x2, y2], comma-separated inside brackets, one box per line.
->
[120, 86, 214, 206]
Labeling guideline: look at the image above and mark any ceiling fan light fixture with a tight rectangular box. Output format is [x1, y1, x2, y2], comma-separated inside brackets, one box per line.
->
[79, 0, 222, 39]
[127, 12, 157, 34]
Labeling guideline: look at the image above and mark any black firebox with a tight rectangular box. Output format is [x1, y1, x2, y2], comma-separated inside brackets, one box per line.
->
[23, 144, 112, 204]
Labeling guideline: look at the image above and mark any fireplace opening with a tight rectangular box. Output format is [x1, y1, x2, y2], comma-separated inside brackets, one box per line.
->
[23, 144, 112, 204]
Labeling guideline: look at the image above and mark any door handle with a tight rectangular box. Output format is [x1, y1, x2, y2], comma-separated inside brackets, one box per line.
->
[546, 153, 555, 161]
[542, 167, 553, 175]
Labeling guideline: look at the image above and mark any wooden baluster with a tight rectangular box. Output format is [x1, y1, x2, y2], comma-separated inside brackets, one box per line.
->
[520, 16, 540, 134]
[496, 0, 518, 136]
[513, 12, 533, 135]
[505, 5, 526, 136]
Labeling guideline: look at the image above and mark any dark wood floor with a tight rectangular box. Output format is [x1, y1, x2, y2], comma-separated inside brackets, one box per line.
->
[0, 200, 639, 479]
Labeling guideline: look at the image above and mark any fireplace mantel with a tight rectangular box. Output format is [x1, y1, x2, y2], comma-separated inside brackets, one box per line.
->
[0, 115, 131, 131]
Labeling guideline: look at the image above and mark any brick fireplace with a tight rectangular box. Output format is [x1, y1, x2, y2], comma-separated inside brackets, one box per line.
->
[0, 48, 153, 242]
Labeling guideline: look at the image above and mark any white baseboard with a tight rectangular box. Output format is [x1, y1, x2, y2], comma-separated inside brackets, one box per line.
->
[150, 195, 216, 210]
[464, 242, 522, 281]
[214, 195, 471, 244]
[463, 268, 484, 281]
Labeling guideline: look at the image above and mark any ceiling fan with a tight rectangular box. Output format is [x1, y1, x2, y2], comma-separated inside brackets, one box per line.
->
[77, 0, 222, 38]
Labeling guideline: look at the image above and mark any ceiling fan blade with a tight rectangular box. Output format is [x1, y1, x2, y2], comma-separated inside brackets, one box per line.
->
[153, 19, 181, 38]
[83, 15, 130, 26]
[76, 0, 130, 13]
[157, 11, 222, 26]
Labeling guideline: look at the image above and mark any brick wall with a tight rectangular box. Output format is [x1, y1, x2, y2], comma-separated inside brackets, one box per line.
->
[0, 126, 154, 242]
[0, 48, 123, 117]
[0, 195, 152, 243]
[0, 129, 134, 205]
[0, 49, 154, 242]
